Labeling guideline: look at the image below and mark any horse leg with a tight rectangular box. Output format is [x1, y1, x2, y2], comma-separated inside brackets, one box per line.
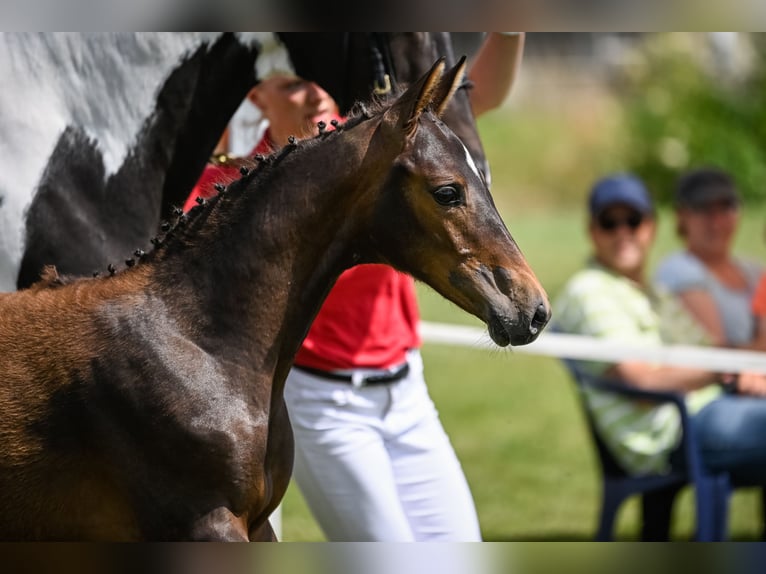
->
[188, 507, 249, 541]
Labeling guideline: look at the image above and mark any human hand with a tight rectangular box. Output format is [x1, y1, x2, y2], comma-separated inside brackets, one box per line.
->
[735, 372, 766, 397]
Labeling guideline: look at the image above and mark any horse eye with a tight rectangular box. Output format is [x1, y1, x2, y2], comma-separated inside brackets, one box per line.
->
[432, 185, 463, 206]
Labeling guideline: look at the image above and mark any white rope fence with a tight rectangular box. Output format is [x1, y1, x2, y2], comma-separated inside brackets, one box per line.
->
[419, 321, 766, 374]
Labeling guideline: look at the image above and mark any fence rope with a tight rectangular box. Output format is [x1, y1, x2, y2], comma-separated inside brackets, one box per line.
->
[419, 321, 766, 374]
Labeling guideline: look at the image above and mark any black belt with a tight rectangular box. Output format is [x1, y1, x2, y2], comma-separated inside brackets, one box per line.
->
[293, 363, 410, 386]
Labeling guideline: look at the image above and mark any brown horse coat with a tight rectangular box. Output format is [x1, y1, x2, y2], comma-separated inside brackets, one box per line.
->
[0, 59, 549, 540]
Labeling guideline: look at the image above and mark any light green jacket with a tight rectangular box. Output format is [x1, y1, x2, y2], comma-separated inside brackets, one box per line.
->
[554, 259, 720, 475]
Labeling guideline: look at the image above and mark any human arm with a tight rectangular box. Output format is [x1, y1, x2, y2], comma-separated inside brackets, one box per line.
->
[467, 32, 525, 118]
[555, 267, 719, 395]
[676, 289, 728, 346]
[606, 361, 717, 394]
[675, 263, 766, 350]
[654, 253, 728, 346]
[734, 371, 766, 396]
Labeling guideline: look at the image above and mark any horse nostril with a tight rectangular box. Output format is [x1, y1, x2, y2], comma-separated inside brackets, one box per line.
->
[530, 303, 549, 334]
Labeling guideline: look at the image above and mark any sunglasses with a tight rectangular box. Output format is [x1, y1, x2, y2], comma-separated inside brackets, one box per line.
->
[596, 212, 645, 232]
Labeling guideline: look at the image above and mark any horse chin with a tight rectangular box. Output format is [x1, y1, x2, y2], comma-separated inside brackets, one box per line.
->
[487, 311, 540, 348]
[487, 314, 512, 347]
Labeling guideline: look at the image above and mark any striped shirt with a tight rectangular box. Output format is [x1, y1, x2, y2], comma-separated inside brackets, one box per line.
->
[553, 259, 720, 475]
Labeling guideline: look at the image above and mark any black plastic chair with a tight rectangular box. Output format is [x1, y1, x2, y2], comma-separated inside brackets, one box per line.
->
[562, 357, 752, 541]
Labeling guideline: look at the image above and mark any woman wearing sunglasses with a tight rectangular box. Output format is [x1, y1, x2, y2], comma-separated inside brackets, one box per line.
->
[553, 174, 766, 487]
[654, 168, 762, 350]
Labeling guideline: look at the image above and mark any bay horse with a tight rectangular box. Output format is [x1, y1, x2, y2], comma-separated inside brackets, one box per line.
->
[0, 58, 550, 541]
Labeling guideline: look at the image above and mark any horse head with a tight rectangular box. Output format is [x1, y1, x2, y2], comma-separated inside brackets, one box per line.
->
[368, 58, 550, 347]
[278, 32, 492, 186]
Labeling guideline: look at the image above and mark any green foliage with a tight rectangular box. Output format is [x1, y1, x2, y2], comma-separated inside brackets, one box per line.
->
[475, 94, 629, 212]
[621, 34, 766, 205]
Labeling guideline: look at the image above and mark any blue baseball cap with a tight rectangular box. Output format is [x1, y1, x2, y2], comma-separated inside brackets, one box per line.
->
[588, 174, 654, 217]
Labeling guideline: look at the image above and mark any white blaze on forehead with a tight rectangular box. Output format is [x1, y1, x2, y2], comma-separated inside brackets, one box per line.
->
[462, 142, 481, 180]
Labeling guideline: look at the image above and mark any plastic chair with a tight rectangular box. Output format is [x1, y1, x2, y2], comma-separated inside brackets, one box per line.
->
[562, 357, 751, 541]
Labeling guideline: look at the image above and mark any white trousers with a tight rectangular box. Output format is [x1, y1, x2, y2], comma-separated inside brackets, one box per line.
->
[284, 350, 482, 541]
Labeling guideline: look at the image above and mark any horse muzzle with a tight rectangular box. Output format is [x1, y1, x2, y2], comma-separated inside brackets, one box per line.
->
[487, 301, 551, 347]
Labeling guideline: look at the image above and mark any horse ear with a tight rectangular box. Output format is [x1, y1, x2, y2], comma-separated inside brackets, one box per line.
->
[383, 57, 446, 138]
[433, 56, 467, 118]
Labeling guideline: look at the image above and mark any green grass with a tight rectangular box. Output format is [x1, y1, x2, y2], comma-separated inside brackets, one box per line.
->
[280, 101, 766, 541]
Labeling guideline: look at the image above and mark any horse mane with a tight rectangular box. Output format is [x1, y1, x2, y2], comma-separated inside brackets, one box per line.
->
[26, 86, 405, 291]
[137, 93, 402, 263]
[27, 265, 80, 291]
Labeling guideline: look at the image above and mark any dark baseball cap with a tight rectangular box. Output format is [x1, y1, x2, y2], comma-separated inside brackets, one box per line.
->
[675, 168, 741, 209]
[588, 174, 654, 217]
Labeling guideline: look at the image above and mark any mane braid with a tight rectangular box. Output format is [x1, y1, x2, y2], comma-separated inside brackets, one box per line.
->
[344, 93, 394, 130]
[143, 152, 274, 259]
[143, 98, 391, 263]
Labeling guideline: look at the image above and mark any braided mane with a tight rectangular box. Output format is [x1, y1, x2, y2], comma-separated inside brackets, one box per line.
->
[137, 93, 396, 264]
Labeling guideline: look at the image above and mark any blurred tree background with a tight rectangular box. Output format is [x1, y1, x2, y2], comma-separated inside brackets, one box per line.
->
[476, 32, 766, 211]
[618, 33, 766, 206]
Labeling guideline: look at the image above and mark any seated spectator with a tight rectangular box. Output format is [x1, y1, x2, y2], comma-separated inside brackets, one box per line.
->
[554, 173, 766, 483]
[654, 168, 762, 348]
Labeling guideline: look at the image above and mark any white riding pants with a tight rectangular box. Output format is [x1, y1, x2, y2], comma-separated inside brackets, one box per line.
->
[284, 350, 482, 541]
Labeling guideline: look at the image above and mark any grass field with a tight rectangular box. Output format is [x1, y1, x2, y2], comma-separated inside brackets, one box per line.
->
[279, 95, 766, 541]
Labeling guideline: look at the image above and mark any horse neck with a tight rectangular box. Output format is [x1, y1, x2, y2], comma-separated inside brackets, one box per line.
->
[152, 120, 380, 384]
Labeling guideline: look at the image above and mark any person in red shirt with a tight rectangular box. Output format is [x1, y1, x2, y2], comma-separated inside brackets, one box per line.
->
[187, 33, 526, 541]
